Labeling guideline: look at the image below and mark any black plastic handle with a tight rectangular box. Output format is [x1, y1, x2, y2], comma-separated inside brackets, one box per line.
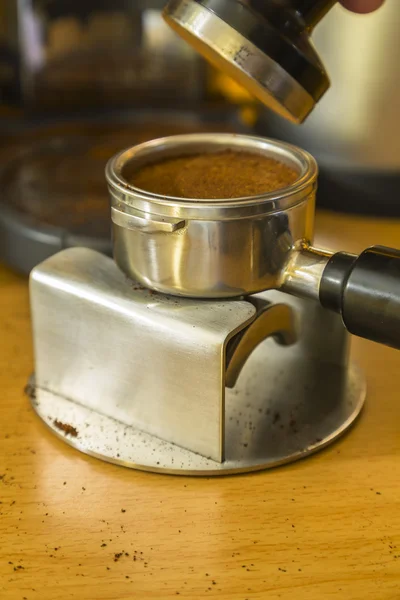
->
[320, 246, 400, 350]
[248, 0, 336, 29]
[292, 0, 337, 28]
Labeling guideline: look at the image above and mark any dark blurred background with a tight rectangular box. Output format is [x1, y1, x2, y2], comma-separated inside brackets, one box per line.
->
[0, 0, 398, 274]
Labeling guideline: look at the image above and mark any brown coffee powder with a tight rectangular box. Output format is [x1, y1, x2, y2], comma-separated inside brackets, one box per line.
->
[129, 150, 298, 199]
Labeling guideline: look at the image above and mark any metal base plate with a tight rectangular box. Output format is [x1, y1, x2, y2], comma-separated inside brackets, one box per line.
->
[28, 342, 366, 476]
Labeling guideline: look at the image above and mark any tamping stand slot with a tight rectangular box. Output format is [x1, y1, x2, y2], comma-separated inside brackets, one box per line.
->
[225, 297, 298, 389]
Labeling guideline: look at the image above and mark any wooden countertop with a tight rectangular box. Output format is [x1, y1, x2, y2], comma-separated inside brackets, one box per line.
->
[1, 210, 400, 600]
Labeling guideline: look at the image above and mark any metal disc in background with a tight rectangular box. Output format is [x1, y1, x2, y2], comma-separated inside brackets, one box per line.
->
[0, 110, 245, 274]
[28, 356, 366, 476]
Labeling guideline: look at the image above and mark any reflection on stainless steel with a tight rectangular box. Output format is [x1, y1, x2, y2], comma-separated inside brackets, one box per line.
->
[264, 289, 351, 369]
[30, 247, 256, 462]
[30, 360, 366, 475]
[163, 0, 315, 124]
[225, 298, 298, 388]
[111, 206, 186, 234]
[29, 247, 366, 475]
[106, 133, 318, 298]
[281, 245, 334, 300]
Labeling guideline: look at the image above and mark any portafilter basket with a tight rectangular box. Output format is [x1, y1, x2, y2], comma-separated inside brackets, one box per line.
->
[106, 133, 400, 350]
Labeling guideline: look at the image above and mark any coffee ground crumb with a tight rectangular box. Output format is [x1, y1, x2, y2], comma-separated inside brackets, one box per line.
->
[128, 150, 298, 200]
[24, 382, 36, 400]
[54, 420, 78, 437]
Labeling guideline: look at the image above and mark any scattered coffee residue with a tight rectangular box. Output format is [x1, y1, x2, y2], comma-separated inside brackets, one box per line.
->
[24, 383, 36, 400]
[54, 420, 78, 438]
[272, 412, 281, 424]
[128, 150, 298, 199]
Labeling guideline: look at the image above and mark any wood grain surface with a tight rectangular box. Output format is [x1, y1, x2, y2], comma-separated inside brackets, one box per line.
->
[1, 210, 400, 600]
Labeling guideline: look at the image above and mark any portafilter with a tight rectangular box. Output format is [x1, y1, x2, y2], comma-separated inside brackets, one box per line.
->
[106, 133, 400, 351]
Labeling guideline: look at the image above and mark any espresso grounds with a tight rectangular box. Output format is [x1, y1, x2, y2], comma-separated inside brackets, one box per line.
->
[130, 150, 298, 199]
